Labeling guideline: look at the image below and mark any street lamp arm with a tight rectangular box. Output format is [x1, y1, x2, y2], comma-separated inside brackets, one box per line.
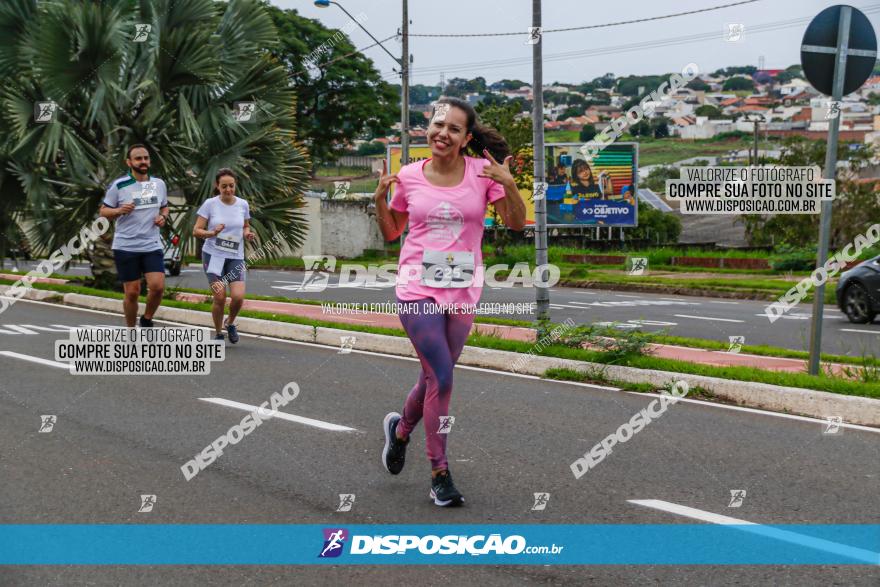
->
[327, 1, 402, 65]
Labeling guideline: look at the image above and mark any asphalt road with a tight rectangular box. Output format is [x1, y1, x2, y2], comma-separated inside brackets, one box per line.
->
[0, 300, 878, 585]
[8, 259, 877, 357]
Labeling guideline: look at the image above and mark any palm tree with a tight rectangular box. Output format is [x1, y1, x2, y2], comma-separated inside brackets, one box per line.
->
[0, 0, 310, 287]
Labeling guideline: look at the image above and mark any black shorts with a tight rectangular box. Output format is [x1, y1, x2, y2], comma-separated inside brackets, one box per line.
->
[113, 249, 165, 283]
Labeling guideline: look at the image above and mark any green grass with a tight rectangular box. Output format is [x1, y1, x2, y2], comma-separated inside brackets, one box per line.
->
[9, 279, 874, 397]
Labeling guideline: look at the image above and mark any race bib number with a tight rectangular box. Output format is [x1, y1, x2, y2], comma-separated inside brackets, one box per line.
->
[215, 232, 241, 252]
[421, 250, 475, 288]
[132, 182, 159, 209]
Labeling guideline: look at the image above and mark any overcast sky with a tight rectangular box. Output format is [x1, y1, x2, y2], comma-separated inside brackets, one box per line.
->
[272, 0, 880, 85]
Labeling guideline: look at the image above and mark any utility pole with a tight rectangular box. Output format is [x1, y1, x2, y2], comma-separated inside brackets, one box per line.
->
[401, 0, 409, 168]
[532, 0, 549, 321]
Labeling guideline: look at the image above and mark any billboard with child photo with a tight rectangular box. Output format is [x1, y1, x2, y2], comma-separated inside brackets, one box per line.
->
[545, 142, 638, 227]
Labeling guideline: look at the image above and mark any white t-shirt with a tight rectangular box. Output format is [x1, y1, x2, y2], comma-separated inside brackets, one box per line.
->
[103, 174, 169, 252]
[196, 196, 251, 260]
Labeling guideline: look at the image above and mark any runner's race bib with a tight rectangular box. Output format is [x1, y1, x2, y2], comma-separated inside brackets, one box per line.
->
[132, 182, 159, 209]
[215, 232, 241, 252]
[421, 250, 475, 288]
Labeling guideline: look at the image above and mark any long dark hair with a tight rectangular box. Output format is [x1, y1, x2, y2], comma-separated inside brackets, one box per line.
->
[570, 159, 595, 188]
[430, 97, 510, 162]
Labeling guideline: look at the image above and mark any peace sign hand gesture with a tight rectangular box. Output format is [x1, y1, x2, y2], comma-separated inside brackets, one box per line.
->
[374, 160, 400, 202]
[477, 149, 515, 188]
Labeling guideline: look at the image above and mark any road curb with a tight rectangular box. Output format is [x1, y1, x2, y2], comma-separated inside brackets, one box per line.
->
[41, 290, 880, 427]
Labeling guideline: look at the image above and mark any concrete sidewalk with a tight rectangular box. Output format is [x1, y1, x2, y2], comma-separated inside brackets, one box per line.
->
[173, 292, 856, 377]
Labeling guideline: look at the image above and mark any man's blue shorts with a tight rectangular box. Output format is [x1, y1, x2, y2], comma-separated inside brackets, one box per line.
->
[113, 249, 165, 283]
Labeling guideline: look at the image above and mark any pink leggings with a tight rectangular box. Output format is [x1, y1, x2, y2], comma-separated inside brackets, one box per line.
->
[395, 297, 476, 471]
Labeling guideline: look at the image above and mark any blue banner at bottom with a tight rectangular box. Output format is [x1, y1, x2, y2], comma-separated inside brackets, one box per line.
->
[1, 525, 878, 565]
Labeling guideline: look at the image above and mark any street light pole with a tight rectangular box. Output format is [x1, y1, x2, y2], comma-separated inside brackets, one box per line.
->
[314, 0, 409, 167]
[401, 0, 409, 168]
[532, 0, 549, 322]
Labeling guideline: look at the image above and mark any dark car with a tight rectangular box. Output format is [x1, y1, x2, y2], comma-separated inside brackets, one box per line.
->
[836, 255, 880, 324]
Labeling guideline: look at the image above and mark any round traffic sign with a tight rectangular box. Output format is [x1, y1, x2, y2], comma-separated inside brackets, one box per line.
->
[800, 5, 877, 96]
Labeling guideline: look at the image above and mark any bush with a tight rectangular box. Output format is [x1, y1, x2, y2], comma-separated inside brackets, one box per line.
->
[557, 324, 652, 363]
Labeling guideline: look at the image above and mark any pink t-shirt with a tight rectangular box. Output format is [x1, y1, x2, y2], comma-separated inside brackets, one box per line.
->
[390, 156, 506, 306]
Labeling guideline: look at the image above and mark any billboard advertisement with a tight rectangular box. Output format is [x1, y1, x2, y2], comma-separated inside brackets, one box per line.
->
[386, 143, 637, 228]
[544, 143, 638, 227]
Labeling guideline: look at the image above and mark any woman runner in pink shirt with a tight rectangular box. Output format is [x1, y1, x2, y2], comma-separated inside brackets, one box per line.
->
[374, 97, 526, 506]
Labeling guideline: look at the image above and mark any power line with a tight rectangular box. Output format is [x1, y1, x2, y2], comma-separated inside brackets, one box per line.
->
[312, 34, 399, 70]
[408, 0, 761, 37]
[383, 5, 880, 82]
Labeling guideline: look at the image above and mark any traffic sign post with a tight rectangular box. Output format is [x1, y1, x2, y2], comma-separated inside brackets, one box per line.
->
[800, 5, 877, 376]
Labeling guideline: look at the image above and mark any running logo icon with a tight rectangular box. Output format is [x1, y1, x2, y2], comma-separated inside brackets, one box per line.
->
[727, 489, 746, 508]
[338, 336, 356, 354]
[525, 26, 542, 45]
[823, 416, 843, 435]
[333, 181, 350, 198]
[34, 102, 57, 123]
[824, 101, 841, 120]
[336, 494, 355, 512]
[725, 23, 744, 42]
[39, 415, 56, 433]
[628, 257, 648, 276]
[133, 24, 151, 42]
[727, 336, 745, 354]
[319, 528, 348, 558]
[232, 102, 256, 122]
[532, 182, 548, 202]
[437, 416, 455, 434]
[298, 255, 336, 292]
[138, 494, 157, 513]
[531, 492, 550, 511]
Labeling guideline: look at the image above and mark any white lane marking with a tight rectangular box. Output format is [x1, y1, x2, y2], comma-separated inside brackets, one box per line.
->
[674, 314, 744, 323]
[1, 325, 39, 334]
[549, 303, 591, 310]
[13, 298, 880, 434]
[659, 297, 688, 302]
[753, 313, 835, 320]
[615, 294, 641, 298]
[569, 290, 598, 295]
[622, 390, 880, 434]
[199, 397, 357, 432]
[841, 328, 880, 335]
[0, 351, 68, 370]
[628, 500, 880, 564]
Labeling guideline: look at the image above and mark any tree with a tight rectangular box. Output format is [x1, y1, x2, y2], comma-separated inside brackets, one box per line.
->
[629, 207, 681, 244]
[651, 117, 670, 139]
[356, 141, 385, 156]
[629, 120, 652, 137]
[475, 102, 532, 155]
[490, 79, 528, 91]
[559, 106, 583, 120]
[695, 105, 724, 118]
[740, 137, 880, 249]
[643, 166, 680, 194]
[267, 4, 398, 170]
[579, 125, 597, 142]
[686, 78, 710, 91]
[722, 77, 755, 92]
[409, 110, 427, 129]
[409, 84, 441, 105]
[0, 0, 311, 286]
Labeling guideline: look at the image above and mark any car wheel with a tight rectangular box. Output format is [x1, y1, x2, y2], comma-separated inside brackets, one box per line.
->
[843, 283, 876, 324]
[169, 262, 181, 277]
